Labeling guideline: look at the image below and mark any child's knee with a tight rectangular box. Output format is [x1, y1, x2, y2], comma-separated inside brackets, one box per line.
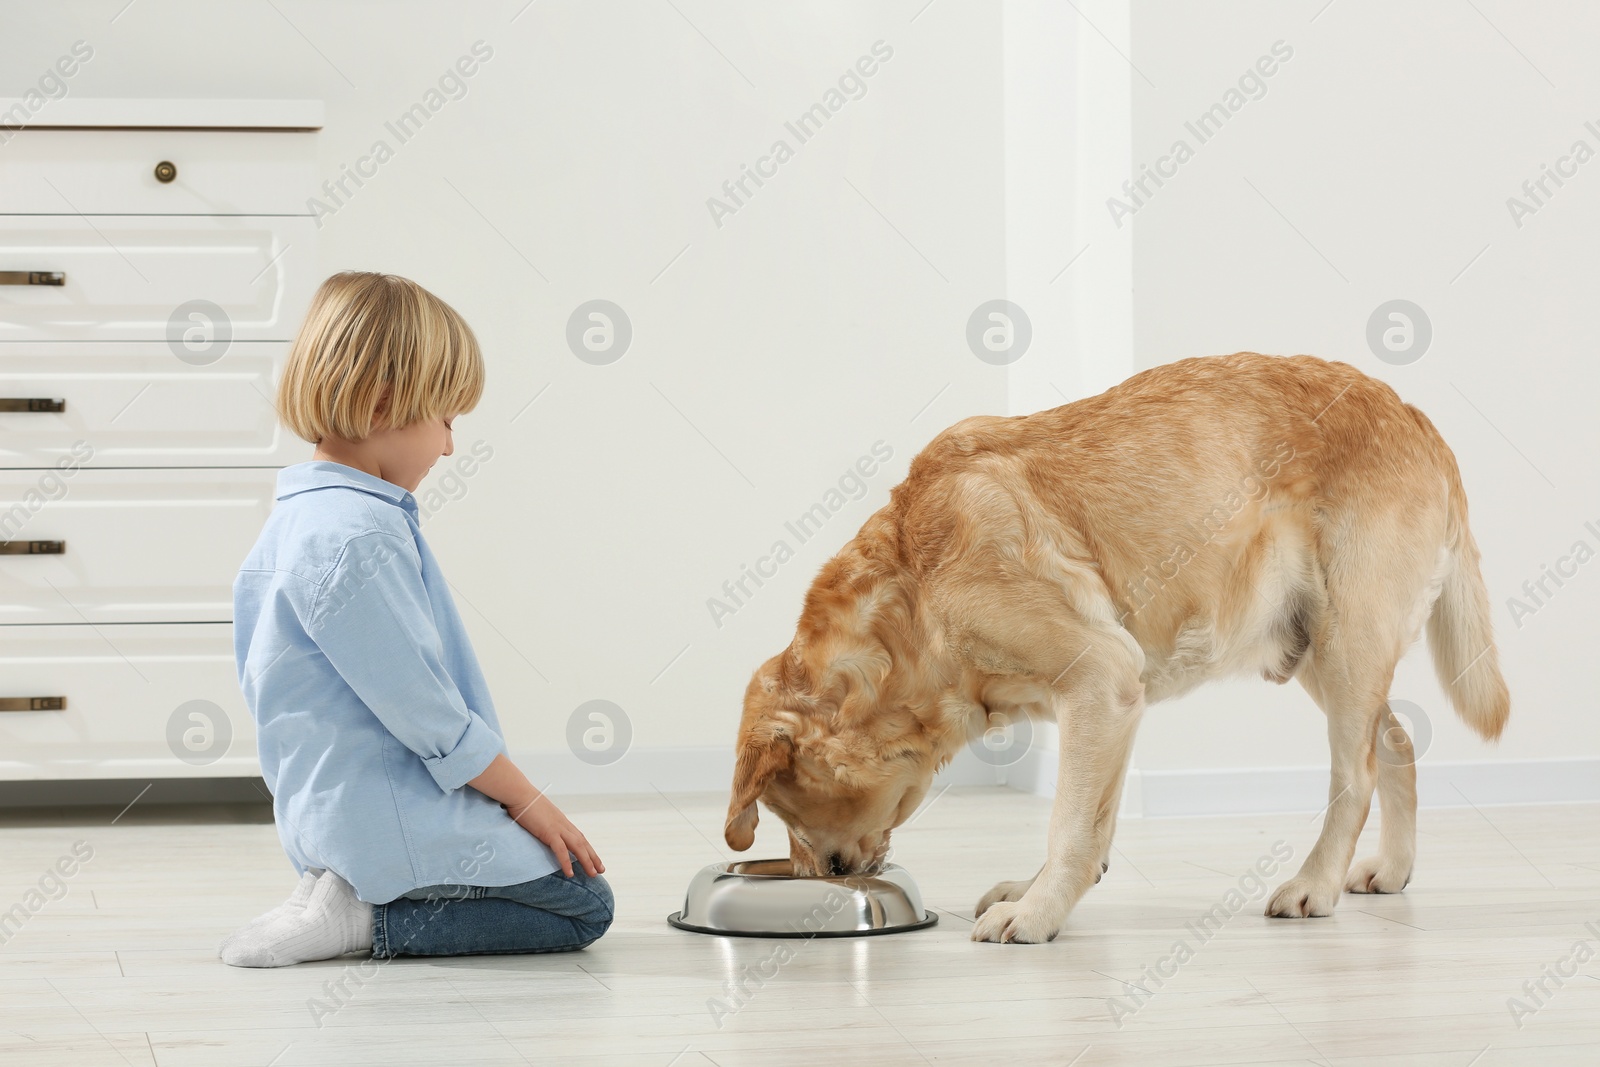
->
[565, 871, 613, 944]
[580, 871, 614, 927]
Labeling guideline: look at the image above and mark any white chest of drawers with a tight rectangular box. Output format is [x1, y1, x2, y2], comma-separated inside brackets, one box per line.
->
[0, 99, 321, 782]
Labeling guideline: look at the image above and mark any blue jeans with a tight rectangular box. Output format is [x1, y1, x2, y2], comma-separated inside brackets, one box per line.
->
[370, 869, 613, 959]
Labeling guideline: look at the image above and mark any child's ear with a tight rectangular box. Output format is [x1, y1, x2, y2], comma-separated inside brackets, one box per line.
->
[723, 731, 791, 851]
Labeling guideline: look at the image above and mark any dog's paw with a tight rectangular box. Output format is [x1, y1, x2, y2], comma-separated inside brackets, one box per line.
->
[970, 899, 1061, 944]
[975, 878, 1034, 918]
[1344, 855, 1411, 894]
[1265, 876, 1340, 918]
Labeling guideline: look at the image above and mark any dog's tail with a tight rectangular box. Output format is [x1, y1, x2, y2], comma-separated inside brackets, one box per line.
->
[1427, 465, 1510, 741]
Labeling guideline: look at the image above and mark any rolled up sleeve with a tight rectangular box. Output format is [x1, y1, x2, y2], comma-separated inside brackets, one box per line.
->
[307, 530, 504, 793]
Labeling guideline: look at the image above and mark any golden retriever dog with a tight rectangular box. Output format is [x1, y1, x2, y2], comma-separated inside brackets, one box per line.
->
[723, 353, 1509, 943]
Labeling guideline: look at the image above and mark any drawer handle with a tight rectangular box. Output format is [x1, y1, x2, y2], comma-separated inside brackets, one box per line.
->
[0, 696, 66, 712]
[0, 398, 66, 413]
[0, 540, 64, 555]
[0, 271, 65, 286]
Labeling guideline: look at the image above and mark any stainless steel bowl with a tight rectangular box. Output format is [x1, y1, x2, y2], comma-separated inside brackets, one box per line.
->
[668, 858, 938, 938]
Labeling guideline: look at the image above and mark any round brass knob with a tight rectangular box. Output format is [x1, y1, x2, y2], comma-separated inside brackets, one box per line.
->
[154, 160, 177, 183]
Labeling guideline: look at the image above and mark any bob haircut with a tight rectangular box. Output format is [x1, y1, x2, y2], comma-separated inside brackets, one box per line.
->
[277, 271, 484, 443]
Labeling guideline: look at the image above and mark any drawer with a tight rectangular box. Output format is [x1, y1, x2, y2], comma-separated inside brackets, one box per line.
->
[0, 215, 316, 342]
[0, 341, 311, 468]
[0, 467, 277, 624]
[0, 623, 257, 781]
[0, 129, 317, 215]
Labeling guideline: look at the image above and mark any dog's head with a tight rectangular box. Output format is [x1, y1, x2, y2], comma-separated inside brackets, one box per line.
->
[723, 649, 943, 877]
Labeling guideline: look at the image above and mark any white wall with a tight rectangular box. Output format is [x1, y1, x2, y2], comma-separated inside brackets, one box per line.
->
[1116, 0, 1600, 807]
[5, 1, 1588, 808]
[999, 0, 1134, 803]
[1003, 0, 1135, 412]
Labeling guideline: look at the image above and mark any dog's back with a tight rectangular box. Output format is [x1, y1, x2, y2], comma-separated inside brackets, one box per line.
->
[889, 353, 1508, 728]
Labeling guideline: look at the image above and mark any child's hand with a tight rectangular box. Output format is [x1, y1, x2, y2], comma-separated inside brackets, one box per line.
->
[504, 796, 604, 878]
[469, 753, 605, 878]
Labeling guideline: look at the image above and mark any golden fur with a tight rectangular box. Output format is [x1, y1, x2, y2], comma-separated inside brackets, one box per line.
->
[724, 353, 1509, 942]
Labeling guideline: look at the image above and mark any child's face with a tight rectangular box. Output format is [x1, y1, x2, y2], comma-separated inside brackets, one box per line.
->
[373, 412, 456, 493]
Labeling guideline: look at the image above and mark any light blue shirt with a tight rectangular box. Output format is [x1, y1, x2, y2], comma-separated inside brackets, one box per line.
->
[233, 460, 559, 904]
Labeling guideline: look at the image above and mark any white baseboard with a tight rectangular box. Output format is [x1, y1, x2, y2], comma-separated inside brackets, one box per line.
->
[1016, 748, 1600, 816]
[0, 757, 268, 781]
[507, 744, 1038, 797]
[510, 743, 1599, 816]
[7, 746, 1589, 818]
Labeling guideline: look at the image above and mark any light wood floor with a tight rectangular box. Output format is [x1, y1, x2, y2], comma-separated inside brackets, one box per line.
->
[0, 787, 1596, 1065]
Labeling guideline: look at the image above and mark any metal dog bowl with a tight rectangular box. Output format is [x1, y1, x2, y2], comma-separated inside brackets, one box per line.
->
[668, 858, 938, 938]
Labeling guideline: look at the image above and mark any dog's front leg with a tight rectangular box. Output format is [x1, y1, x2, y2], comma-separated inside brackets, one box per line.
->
[972, 678, 1144, 944]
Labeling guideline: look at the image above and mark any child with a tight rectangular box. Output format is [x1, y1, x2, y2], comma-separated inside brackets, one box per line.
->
[221, 271, 612, 967]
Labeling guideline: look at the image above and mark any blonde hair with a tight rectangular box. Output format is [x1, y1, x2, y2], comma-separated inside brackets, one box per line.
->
[277, 271, 484, 443]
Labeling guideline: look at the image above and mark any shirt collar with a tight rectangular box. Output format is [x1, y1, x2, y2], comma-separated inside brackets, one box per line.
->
[276, 460, 418, 516]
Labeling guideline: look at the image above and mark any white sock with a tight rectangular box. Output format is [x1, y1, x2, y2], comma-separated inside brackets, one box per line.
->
[218, 868, 321, 958]
[222, 869, 373, 968]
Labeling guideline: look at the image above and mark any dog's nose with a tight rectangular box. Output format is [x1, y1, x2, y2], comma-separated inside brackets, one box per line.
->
[828, 853, 847, 876]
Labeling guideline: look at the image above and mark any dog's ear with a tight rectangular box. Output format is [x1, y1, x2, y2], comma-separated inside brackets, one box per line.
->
[724, 729, 792, 851]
